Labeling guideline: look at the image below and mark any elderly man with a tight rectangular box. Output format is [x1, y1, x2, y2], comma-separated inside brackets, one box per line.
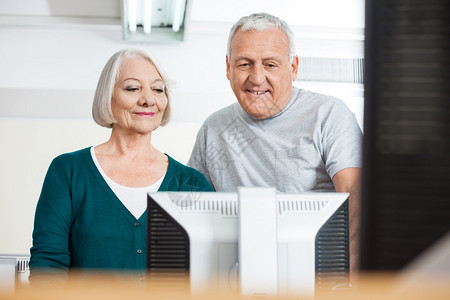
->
[188, 13, 362, 274]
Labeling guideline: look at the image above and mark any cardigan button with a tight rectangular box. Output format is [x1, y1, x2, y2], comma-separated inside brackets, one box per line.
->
[134, 222, 140, 227]
[137, 249, 142, 254]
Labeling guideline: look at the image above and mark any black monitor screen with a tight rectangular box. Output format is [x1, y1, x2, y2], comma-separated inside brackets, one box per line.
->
[360, 0, 450, 270]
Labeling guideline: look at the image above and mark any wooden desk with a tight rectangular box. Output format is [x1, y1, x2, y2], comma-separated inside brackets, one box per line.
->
[1, 272, 449, 300]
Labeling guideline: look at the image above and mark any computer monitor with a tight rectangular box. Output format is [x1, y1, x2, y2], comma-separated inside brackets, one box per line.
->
[360, 0, 450, 271]
[146, 188, 349, 297]
[0, 255, 29, 291]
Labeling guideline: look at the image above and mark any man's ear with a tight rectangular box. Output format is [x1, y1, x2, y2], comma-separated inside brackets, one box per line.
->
[226, 55, 231, 80]
[291, 55, 299, 81]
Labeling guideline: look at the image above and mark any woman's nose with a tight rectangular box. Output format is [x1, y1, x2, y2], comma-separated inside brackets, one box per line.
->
[139, 89, 155, 106]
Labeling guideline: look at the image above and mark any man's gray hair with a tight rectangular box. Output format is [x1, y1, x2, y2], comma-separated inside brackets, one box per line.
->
[226, 12, 296, 62]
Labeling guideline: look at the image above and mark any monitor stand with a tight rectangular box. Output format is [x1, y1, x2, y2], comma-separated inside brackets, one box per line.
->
[238, 187, 278, 297]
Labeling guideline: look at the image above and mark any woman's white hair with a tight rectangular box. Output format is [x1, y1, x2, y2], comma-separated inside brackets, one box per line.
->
[226, 12, 296, 63]
[92, 48, 174, 128]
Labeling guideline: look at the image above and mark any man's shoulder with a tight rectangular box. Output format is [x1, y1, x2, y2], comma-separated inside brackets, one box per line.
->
[296, 89, 344, 106]
[204, 103, 238, 123]
[291, 88, 350, 115]
[199, 103, 241, 132]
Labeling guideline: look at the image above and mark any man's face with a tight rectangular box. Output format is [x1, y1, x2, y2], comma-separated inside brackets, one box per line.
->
[226, 27, 299, 119]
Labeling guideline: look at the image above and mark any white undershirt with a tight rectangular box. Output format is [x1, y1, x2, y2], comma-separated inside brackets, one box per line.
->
[90, 147, 165, 219]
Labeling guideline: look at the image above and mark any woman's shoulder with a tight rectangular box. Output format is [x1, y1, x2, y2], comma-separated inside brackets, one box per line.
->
[51, 147, 92, 167]
[42, 147, 95, 185]
[166, 155, 204, 176]
[163, 155, 214, 191]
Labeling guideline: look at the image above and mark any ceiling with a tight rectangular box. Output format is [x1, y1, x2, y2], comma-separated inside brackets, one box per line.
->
[0, 0, 365, 29]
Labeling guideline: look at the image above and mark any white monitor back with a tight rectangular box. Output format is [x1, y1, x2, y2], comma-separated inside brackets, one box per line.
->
[147, 189, 349, 297]
[0, 255, 29, 292]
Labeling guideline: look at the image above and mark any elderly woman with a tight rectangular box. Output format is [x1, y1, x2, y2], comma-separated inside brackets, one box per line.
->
[29, 49, 213, 282]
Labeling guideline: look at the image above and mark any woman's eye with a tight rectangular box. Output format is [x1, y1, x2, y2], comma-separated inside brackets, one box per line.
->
[153, 88, 165, 93]
[125, 87, 139, 91]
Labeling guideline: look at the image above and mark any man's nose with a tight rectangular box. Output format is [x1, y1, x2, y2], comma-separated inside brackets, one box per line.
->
[249, 64, 266, 85]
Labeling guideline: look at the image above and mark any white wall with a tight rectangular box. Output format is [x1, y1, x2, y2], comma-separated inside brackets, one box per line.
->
[0, 0, 364, 254]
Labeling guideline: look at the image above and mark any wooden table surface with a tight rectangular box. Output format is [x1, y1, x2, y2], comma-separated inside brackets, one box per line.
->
[1, 272, 449, 300]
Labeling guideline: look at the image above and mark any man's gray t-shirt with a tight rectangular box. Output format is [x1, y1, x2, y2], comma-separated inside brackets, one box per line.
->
[188, 87, 363, 192]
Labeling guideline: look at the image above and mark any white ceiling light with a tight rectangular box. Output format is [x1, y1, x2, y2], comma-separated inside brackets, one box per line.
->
[122, 0, 190, 42]
[171, 0, 186, 32]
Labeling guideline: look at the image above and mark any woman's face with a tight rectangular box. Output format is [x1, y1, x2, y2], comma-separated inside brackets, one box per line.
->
[111, 56, 167, 134]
